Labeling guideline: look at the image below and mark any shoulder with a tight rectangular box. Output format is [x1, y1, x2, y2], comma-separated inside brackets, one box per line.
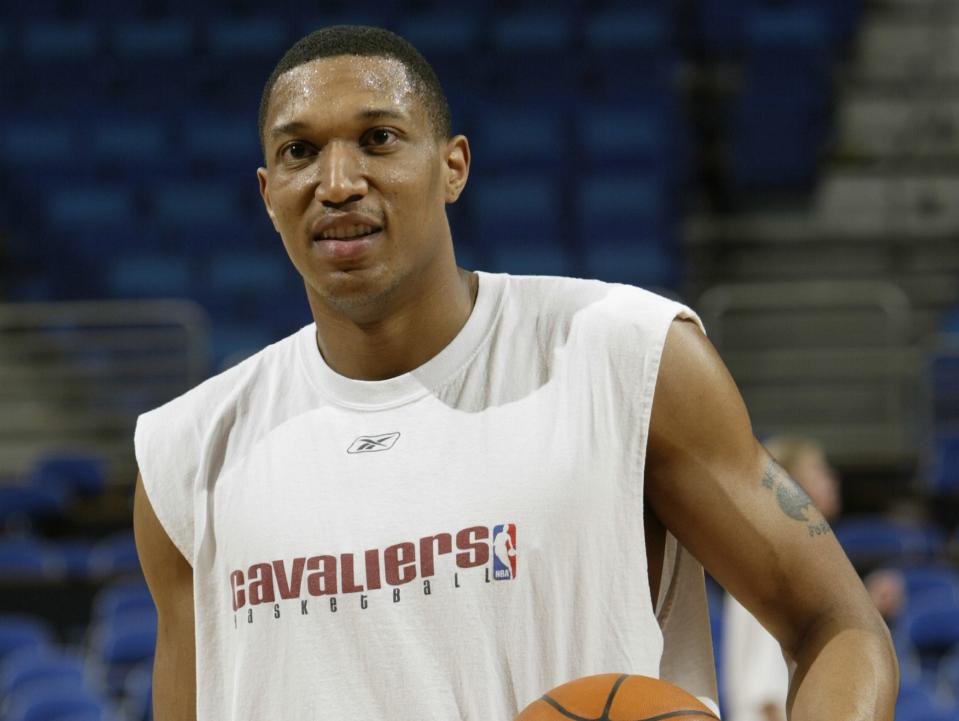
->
[499, 273, 699, 338]
[135, 325, 308, 443]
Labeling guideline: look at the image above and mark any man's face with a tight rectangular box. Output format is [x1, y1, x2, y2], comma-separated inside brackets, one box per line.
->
[257, 55, 468, 316]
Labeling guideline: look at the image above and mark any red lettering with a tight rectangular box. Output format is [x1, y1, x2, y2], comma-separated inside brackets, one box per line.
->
[340, 554, 365, 593]
[419, 533, 453, 577]
[230, 570, 246, 611]
[365, 548, 381, 590]
[306, 555, 338, 596]
[248, 563, 275, 605]
[272, 558, 305, 600]
[456, 526, 490, 568]
[384, 542, 416, 585]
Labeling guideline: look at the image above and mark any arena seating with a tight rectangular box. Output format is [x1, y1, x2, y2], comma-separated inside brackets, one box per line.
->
[1, 1, 957, 718]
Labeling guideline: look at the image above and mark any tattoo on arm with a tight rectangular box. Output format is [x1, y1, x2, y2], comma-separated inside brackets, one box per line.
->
[761, 459, 832, 538]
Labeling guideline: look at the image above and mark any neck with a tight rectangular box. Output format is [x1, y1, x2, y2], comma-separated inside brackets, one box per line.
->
[308, 264, 478, 381]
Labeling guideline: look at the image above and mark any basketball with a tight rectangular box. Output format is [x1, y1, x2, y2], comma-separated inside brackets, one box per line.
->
[515, 674, 719, 721]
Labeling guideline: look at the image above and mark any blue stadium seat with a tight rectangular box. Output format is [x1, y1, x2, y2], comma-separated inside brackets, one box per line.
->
[930, 434, 959, 494]
[577, 104, 683, 182]
[182, 115, 260, 171]
[207, 252, 291, 293]
[582, 241, 679, 289]
[899, 566, 959, 606]
[206, 17, 288, 58]
[28, 453, 106, 499]
[472, 108, 568, 174]
[0, 486, 64, 525]
[122, 661, 152, 721]
[930, 349, 959, 425]
[693, 0, 747, 53]
[834, 518, 945, 568]
[2, 654, 86, 701]
[22, 21, 98, 60]
[88, 532, 142, 577]
[486, 245, 575, 277]
[292, 4, 399, 37]
[47, 188, 136, 231]
[900, 598, 959, 654]
[151, 184, 238, 228]
[937, 648, 959, 703]
[211, 324, 278, 369]
[488, 11, 579, 102]
[471, 175, 563, 252]
[745, 5, 833, 50]
[94, 614, 157, 667]
[577, 175, 674, 241]
[0, 121, 72, 167]
[395, 11, 485, 103]
[584, 8, 674, 58]
[6, 685, 114, 721]
[395, 12, 483, 57]
[112, 21, 194, 58]
[94, 581, 155, 625]
[91, 119, 169, 165]
[106, 255, 192, 298]
[0, 538, 64, 579]
[895, 681, 948, 721]
[0, 617, 52, 662]
[58, 540, 95, 579]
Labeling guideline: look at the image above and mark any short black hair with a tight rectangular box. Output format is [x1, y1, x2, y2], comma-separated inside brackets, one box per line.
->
[258, 25, 452, 150]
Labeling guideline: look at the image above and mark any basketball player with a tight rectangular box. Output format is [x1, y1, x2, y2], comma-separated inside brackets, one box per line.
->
[132, 26, 898, 721]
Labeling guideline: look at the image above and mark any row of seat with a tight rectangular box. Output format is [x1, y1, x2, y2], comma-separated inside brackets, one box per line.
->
[0, 581, 155, 721]
[0, 2, 856, 60]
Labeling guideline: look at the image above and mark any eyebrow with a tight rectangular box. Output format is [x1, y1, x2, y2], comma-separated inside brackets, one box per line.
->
[269, 109, 408, 140]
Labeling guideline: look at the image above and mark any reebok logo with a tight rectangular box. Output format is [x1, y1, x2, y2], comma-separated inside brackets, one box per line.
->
[348, 432, 401, 454]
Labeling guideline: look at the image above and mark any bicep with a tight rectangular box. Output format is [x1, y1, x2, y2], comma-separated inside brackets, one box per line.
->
[644, 320, 871, 658]
[133, 471, 197, 721]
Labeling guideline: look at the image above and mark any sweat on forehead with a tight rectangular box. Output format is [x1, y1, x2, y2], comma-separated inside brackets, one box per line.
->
[268, 56, 417, 120]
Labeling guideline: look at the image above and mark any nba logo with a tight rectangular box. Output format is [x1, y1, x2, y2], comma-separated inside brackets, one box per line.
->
[492, 523, 517, 580]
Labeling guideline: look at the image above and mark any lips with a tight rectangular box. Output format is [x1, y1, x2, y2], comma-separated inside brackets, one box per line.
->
[317, 223, 378, 240]
[310, 212, 384, 243]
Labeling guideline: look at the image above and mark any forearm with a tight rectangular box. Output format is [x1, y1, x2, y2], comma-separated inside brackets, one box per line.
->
[153, 618, 197, 721]
[787, 617, 898, 721]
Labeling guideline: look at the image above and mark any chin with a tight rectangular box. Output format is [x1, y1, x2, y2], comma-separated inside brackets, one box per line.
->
[309, 264, 405, 316]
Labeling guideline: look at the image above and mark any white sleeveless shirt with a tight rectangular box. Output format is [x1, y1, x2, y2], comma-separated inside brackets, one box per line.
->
[135, 272, 719, 720]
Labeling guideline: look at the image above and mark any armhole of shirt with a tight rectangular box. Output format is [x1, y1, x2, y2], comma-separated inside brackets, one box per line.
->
[134, 414, 197, 567]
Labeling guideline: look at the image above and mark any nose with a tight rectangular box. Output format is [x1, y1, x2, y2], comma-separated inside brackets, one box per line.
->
[314, 140, 368, 207]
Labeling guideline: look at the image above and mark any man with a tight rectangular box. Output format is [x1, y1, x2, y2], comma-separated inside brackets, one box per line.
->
[133, 26, 898, 721]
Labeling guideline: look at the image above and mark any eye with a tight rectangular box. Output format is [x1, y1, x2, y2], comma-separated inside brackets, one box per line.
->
[362, 128, 398, 147]
[280, 141, 315, 161]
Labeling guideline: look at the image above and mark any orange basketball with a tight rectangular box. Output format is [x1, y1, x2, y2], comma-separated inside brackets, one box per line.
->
[515, 674, 719, 721]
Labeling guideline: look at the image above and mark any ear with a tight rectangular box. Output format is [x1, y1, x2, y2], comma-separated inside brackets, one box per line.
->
[443, 134, 470, 204]
[257, 166, 280, 232]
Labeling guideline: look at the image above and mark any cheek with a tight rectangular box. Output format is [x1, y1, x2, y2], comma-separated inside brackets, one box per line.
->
[271, 174, 314, 221]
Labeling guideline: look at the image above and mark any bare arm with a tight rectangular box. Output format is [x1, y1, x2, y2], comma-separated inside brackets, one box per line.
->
[133, 471, 197, 721]
[645, 319, 898, 721]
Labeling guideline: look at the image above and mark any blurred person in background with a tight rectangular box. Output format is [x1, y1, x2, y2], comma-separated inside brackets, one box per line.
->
[722, 435, 905, 721]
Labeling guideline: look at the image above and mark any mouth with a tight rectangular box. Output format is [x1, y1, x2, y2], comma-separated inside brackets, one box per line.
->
[311, 224, 383, 261]
[314, 223, 383, 241]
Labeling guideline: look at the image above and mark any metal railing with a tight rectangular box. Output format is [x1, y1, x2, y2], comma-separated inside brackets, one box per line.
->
[697, 280, 920, 468]
[0, 299, 211, 484]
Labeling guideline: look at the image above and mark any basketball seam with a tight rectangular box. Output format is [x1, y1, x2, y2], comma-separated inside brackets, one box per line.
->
[600, 674, 629, 720]
[539, 694, 596, 721]
[630, 711, 719, 721]
[539, 686, 719, 721]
